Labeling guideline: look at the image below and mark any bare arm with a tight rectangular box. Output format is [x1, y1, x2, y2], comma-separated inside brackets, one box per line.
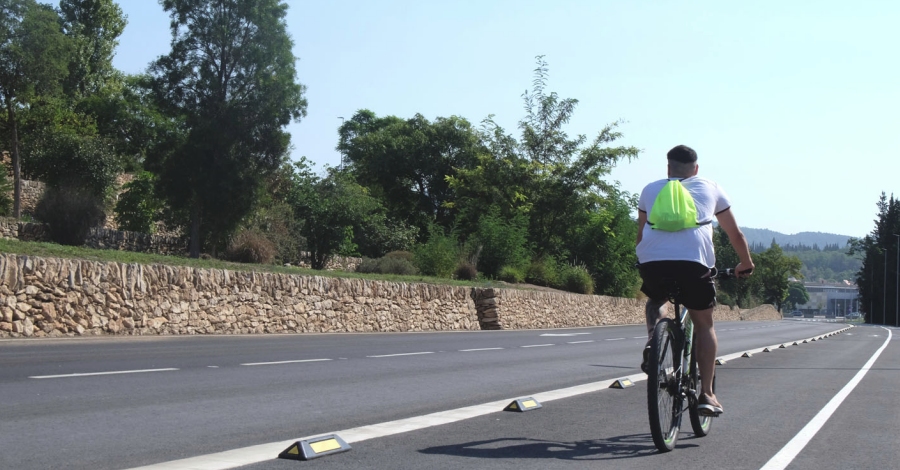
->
[637, 210, 647, 245]
[715, 208, 755, 277]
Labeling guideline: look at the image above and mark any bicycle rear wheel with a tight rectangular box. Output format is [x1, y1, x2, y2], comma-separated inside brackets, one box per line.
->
[647, 319, 683, 452]
[688, 342, 715, 436]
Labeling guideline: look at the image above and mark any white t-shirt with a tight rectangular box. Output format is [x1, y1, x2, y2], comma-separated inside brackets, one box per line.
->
[636, 176, 731, 268]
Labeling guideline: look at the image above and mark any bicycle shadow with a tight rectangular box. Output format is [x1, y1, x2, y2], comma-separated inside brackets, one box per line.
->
[419, 434, 700, 461]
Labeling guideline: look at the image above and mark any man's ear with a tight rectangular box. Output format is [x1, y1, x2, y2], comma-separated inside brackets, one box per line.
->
[693, 164, 699, 176]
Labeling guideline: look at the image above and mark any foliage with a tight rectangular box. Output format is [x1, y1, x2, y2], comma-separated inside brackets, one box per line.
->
[224, 228, 276, 265]
[148, 0, 308, 257]
[748, 242, 804, 311]
[34, 184, 105, 246]
[0, 161, 11, 216]
[0, 0, 71, 216]
[713, 225, 755, 307]
[851, 192, 900, 325]
[114, 171, 164, 233]
[356, 255, 418, 276]
[338, 110, 481, 236]
[22, 129, 122, 199]
[287, 161, 396, 270]
[58, 0, 126, 98]
[471, 208, 530, 278]
[785, 282, 810, 311]
[559, 263, 594, 295]
[413, 229, 460, 278]
[525, 256, 561, 287]
[498, 265, 525, 283]
[454, 261, 478, 281]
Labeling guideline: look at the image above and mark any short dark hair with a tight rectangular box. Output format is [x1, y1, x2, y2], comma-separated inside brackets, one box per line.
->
[667, 145, 697, 163]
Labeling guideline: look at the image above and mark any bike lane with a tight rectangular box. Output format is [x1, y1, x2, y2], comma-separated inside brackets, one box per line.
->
[229, 325, 881, 470]
[766, 325, 898, 470]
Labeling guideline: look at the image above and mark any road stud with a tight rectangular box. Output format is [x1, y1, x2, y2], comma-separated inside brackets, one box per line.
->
[504, 397, 542, 412]
[716, 358, 727, 365]
[762, 348, 772, 352]
[278, 434, 351, 461]
[610, 378, 635, 389]
[742, 352, 753, 357]
[779, 344, 786, 348]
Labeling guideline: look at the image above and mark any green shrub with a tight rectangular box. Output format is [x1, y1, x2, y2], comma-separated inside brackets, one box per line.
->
[224, 229, 276, 264]
[526, 256, 561, 287]
[0, 162, 11, 216]
[34, 185, 106, 246]
[114, 171, 163, 234]
[356, 256, 418, 276]
[472, 209, 530, 277]
[498, 265, 525, 283]
[454, 261, 478, 281]
[414, 231, 459, 278]
[384, 250, 415, 264]
[560, 264, 594, 295]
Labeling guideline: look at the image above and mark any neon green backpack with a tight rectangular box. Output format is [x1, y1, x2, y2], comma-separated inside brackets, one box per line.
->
[647, 179, 709, 231]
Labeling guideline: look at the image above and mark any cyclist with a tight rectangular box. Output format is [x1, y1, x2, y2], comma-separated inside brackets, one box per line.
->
[636, 145, 754, 416]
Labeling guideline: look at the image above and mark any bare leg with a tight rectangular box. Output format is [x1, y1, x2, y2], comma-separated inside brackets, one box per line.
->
[645, 299, 667, 339]
[688, 308, 719, 404]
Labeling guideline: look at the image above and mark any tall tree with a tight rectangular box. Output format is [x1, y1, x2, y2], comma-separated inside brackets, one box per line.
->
[59, 0, 126, 98]
[851, 192, 900, 325]
[750, 242, 804, 311]
[149, 0, 307, 257]
[0, 0, 70, 217]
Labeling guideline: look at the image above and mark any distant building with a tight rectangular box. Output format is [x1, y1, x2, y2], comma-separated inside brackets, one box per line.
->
[796, 281, 860, 316]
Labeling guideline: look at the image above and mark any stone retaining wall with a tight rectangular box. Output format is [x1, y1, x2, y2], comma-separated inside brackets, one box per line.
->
[0, 253, 774, 339]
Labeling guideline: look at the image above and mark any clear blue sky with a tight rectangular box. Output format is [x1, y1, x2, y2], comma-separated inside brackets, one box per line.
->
[111, 0, 899, 239]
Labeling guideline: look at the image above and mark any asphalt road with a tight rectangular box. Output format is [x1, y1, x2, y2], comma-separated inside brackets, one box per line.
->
[1, 319, 883, 470]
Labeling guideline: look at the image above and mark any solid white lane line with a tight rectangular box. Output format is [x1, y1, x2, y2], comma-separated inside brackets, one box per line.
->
[366, 352, 434, 358]
[240, 359, 331, 366]
[29, 368, 179, 379]
[127, 328, 841, 470]
[759, 327, 891, 470]
[520, 344, 554, 348]
[459, 348, 504, 352]
[125, 372, 649, 470]
[567, 340, 595, 344]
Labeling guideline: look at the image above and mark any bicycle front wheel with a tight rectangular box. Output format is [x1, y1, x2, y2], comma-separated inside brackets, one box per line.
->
[647, 319, 683, 452]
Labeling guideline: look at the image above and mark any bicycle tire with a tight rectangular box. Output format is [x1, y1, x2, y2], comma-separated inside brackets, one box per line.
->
[647, 319, 683, 452]
[688, 341, 715, 436]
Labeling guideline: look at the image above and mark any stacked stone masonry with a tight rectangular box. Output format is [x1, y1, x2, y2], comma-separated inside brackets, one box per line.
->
[0, 254, 775, 339]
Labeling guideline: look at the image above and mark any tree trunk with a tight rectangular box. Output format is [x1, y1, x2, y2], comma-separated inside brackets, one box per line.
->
[5, 101, 20, 218]
[189, 199, 201, 258]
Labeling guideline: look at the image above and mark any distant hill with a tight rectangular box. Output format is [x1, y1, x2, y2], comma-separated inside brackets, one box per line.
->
[739, 228, 857, 249]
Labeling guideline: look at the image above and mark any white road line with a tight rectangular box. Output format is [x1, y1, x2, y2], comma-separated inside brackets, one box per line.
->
[605, 338, 625, 341]
[540, 333, 592, 337]
[240, 359, 332, 366]
[520, 344, 554, 348]
[366, 352, 434, 358]
[567, 340, 595, 344]
[29, 368, 179, 379]
[126, 328, 843, 470]
[459, 348, 504, 352]
[124, 372, 649, 470]
[632, 336, 646, 339]
[759, 327, 891, 470]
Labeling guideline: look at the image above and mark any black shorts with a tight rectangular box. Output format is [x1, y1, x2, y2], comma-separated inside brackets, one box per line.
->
[638, 261, 717, 310]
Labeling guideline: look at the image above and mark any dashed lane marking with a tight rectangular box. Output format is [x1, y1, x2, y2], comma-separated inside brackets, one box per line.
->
[241, 359, 332, 366]
[366, 352, 434, 358]
[29, 368, 179, 379]
[459, 348, 504, 352]
[521, 344, 554, 348]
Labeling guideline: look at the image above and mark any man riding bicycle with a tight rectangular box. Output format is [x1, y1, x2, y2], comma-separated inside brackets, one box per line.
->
[636, 145, 754, 416]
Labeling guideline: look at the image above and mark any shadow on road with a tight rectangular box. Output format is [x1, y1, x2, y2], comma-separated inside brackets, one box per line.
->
[419, 434, 700, 461]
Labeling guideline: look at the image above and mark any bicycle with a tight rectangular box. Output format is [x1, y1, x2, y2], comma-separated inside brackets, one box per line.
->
[646, 267, 741, 453]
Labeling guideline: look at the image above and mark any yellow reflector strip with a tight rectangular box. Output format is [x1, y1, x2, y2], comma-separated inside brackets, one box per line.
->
[309, 439, 342, 454]
[287, 446, 299, 455]
[522, 400, 537, 408]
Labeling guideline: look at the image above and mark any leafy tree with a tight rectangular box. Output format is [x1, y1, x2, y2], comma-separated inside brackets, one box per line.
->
[471, 207, 530, 278]
[115, 171, 164, 233]
[0, 0, 70, 217]
[338, 110, 480, 237]
[148, 0, 308, 257]
[750, 242, 804, 311]
[785, 282, 810, 311]
[714, 225, 755, 307]
[287, 161, 400, 269]
[58, 0, 126, 98]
